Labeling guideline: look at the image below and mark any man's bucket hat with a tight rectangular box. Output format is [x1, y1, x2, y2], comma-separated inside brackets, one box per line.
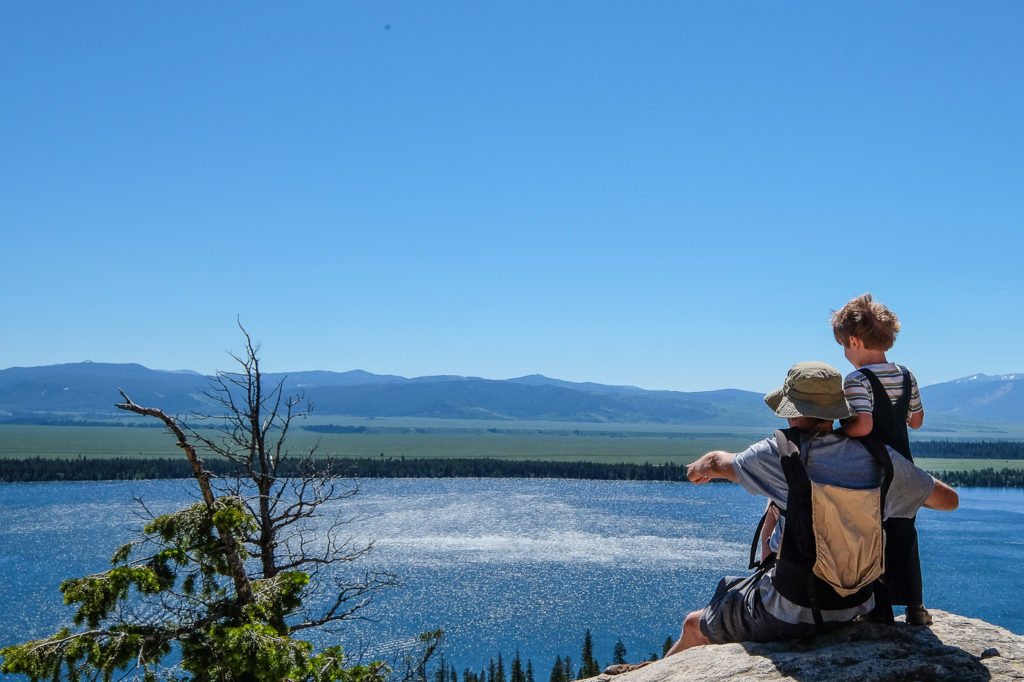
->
[764, 361, 856, 421]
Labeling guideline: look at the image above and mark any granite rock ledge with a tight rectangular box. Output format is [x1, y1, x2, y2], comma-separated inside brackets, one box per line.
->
[584, 610, 1024, 681]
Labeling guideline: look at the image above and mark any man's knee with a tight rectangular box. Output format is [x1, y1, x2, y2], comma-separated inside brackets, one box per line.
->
[666, 610, 710, 656]
[682, 610, 711, 648]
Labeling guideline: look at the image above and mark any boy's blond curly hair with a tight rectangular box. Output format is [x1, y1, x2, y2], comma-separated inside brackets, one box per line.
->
[831, 293, 900, 351]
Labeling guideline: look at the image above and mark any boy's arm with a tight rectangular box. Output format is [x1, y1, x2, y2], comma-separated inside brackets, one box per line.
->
[841, 373, 874, 437]
[841, 411, 874, 437]
[907, 371, 924, 429]
[908, 409, 924, 430]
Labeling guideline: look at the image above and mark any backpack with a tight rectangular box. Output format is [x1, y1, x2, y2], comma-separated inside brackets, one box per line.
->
[749, 427, 894, 626]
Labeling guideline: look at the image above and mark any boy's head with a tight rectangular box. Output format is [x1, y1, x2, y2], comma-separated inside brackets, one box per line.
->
[830, 293, 900, 351]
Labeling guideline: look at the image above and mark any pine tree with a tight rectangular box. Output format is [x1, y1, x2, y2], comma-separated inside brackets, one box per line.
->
[549, 656, 564, 682]
[526, 659, 535, 682]
[662, 636, 674, 657]
[511, 651, 526, 682]
[497, 653, 507, 682]
[580, 629, 600, 678]
[613, 639, 627, 665]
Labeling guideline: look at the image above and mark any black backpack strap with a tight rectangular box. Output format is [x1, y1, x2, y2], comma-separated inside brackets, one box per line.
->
[749, 428, 800, 569]
[857, 434, 896, 623]
[773, 427, 827, 626]
[775, 426, 803, 467]
[856, 435, 894, 519]
[772, 428, 876, 617]
[748, 501, 780, 570]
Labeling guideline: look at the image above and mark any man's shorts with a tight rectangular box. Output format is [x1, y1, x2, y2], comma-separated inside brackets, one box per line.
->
[698, 570, 824, 644]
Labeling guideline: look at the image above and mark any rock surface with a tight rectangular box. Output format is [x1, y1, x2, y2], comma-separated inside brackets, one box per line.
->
[586, 610, 1024, 681]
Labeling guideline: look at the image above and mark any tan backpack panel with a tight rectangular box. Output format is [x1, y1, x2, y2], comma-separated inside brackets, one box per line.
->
[809, 482, 884, 597]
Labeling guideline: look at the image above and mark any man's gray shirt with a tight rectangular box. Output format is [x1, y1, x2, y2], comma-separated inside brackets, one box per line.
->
[733, 431, 934, 520]
[727, 430, 936, 624]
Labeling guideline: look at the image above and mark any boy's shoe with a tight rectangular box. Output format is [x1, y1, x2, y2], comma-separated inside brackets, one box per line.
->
[905, 604, 933, 626]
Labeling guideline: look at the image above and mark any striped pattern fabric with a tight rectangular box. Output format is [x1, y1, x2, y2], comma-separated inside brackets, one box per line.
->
[843, 363, 923, 415]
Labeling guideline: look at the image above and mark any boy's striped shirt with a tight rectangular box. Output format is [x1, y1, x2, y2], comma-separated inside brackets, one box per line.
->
[843, 363, 923, 415]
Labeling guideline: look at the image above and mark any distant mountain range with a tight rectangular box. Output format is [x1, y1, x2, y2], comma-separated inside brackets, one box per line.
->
[0, 362, 1021, 427]
[915, 373, 1024, 423]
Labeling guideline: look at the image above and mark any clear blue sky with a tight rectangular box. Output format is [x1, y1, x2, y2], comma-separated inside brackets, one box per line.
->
[2, 2, 1021, 393]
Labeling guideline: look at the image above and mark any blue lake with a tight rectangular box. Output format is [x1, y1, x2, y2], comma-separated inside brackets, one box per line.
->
[1, 479, 1022, 676]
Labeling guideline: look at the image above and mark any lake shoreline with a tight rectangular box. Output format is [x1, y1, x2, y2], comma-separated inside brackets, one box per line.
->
[2, 455, 1023, 486]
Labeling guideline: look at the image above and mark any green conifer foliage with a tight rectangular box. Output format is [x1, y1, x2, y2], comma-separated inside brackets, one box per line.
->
[580, 630, 600, 678]
[0, 496, 387, 682]
[510, 651, 526, 682]
[548, 656, 564, 682]
[612, 639, 627, 665]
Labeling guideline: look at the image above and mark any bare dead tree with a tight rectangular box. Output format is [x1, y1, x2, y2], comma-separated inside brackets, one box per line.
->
[114, 390, 254, 607]
[123, 323, 396, 635]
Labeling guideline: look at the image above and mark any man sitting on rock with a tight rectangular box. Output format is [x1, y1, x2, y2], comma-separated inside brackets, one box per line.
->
[668, 361, 958, 655]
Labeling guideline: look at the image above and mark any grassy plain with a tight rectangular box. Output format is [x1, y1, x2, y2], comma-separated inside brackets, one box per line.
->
[2, 423, 1023, 473]
[0, 424, 756, 464]
[913, 458, 1024, 473]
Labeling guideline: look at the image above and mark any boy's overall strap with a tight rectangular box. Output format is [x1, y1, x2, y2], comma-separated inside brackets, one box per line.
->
[859, 367, 912, 460]
[894, 365, 912, 416]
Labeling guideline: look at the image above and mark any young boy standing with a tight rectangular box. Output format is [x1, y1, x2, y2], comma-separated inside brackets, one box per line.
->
[831, 293, 930, 625]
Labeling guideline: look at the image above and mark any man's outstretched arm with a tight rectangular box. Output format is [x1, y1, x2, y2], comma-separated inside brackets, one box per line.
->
[686, 451, 738, 484]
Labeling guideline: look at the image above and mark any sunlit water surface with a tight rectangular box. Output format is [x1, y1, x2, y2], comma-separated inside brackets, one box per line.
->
[1, 479, 1021, 675]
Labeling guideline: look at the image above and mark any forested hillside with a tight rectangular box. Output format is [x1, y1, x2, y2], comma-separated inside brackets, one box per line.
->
[1, 362, 1021, 427]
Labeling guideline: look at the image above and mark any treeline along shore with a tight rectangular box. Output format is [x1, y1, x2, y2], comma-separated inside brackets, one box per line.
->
[2, 439, 1024, 486]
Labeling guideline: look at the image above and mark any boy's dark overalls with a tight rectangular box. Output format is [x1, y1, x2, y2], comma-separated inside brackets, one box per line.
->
[859, 366, 923, 616]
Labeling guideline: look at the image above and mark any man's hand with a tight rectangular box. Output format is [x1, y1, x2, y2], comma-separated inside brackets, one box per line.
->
[686, 450, 738, 484]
